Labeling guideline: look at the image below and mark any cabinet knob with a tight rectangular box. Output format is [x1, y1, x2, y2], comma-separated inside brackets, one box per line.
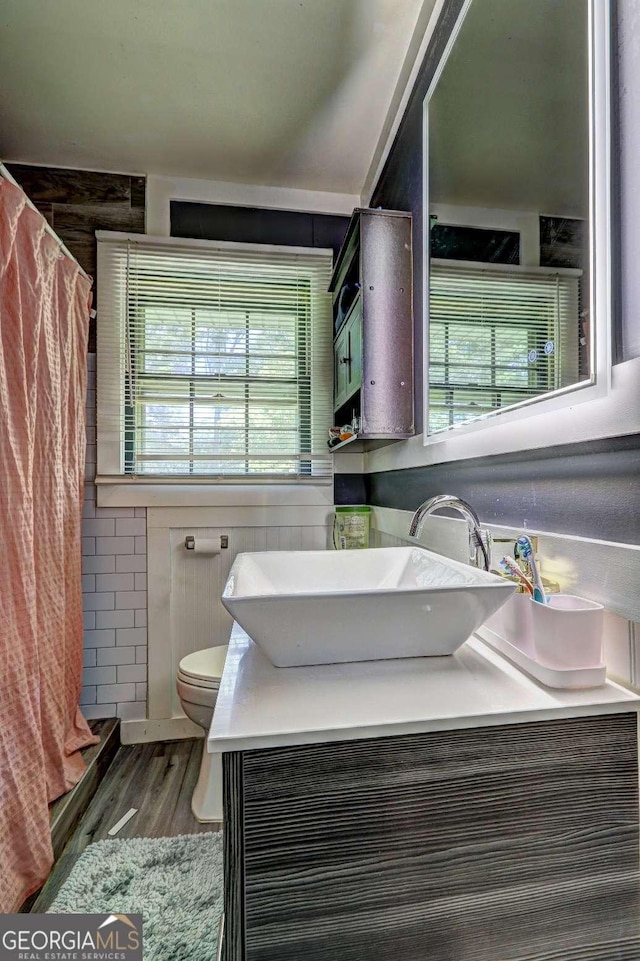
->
[339, 356, 351, 365]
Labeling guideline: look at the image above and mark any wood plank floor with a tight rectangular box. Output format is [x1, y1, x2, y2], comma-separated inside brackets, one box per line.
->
[30, 738, 221, 912]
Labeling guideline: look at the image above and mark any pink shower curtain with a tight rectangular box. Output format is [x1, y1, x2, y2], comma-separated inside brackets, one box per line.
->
[0, 178, 98, 911]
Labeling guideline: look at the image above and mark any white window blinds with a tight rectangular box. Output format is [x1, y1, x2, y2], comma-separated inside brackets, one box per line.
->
[428, 260, 580, 434]
[97, 235, 333, 480]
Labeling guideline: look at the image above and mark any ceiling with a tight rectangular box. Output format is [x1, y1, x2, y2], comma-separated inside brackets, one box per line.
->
[430, 0, 588, 218]
[0, 0, 428, 194]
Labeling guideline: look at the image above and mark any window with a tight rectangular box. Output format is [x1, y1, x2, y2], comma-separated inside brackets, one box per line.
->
[97, 235, 333, 481]
[428, 261, 581, 433]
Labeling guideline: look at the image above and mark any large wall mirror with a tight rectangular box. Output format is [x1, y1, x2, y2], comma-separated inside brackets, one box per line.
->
[425, 0, 591, 435]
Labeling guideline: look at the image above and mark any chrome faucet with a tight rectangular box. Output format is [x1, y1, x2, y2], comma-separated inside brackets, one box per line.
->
[408, 494, 491, 571]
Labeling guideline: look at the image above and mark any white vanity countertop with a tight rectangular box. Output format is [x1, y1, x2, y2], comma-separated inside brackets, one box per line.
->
[208, 623, 640, 754]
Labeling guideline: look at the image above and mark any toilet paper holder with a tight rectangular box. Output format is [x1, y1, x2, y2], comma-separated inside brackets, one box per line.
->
[185, 534, 229, 550]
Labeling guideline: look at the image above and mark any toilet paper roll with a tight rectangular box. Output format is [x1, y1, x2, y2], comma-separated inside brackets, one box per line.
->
[187, 537, 221, 556]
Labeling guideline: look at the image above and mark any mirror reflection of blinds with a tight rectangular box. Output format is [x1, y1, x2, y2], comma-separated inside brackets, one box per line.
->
[99, 239, 333, 478]
[428, 261, 580, 433]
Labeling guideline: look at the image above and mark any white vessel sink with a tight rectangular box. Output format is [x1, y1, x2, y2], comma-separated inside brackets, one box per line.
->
[221, 547, 515, 667]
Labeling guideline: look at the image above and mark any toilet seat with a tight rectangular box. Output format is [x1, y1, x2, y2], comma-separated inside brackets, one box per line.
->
[177, 645, 228, 690]
[176, 675, 218, 709]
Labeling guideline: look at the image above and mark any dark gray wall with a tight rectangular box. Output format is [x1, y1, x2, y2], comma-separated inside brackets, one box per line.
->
[365, 434, 640, 546]
[171, 201, 349, 259]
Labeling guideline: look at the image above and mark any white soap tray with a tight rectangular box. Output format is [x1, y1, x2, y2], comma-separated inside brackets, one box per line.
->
[478, 625, 606, 689]
[477, 593, 606, 690]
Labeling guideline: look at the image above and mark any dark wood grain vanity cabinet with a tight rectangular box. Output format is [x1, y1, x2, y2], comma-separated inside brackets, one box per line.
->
[222, 713, 640, 961]
[329, 208, 414, 443]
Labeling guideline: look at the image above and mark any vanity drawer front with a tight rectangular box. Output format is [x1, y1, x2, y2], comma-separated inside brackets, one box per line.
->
[223, 713, 640, 961]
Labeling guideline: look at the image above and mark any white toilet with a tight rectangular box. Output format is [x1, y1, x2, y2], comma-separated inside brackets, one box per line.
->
[176, 644, 228, 822]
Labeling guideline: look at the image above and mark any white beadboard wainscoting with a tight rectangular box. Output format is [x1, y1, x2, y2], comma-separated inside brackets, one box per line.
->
[120, 505, 332, 744]
[371, 506, 640, 691]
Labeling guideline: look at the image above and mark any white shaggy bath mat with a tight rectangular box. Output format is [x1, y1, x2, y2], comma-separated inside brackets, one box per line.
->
[48, 833, 224, 961]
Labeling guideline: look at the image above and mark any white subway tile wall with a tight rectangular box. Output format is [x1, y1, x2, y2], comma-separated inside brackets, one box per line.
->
[82, 355, 147, 719]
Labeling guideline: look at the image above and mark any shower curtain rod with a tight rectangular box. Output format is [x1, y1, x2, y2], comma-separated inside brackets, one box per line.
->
[0, 161, 92, 285]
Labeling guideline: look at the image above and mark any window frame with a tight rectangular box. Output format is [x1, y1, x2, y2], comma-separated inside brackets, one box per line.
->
[95, 233, 334, 504]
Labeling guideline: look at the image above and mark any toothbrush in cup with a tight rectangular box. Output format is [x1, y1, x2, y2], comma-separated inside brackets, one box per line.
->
[499, 555, 534, 595]
[515, 535, 546, 604]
